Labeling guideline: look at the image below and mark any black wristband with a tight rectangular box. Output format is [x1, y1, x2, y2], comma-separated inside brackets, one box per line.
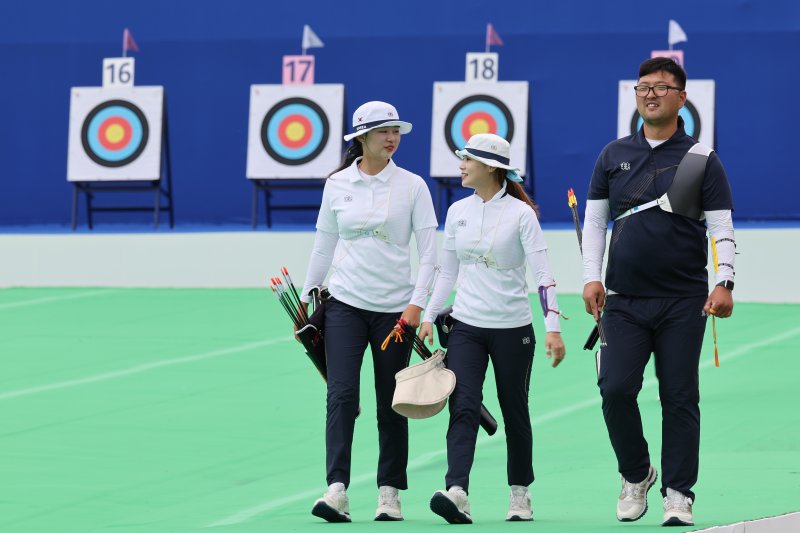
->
[716, 280, 734, 291]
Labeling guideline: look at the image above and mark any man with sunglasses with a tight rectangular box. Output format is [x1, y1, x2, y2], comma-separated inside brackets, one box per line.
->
[582, 57, 736, 526]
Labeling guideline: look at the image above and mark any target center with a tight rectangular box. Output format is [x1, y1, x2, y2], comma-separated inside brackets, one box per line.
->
[285, 122, 306, 142]
[470, 119, 491, 135]
[105, 124, 126, 144]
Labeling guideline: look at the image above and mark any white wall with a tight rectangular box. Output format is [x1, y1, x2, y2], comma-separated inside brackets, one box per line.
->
[0, 228, 796, 303]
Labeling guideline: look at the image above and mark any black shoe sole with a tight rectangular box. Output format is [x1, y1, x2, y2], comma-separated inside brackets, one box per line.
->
[662, 516, 693, 527]
[375, 513, 403, 521]
[618, 468, 658, 522]
[312, 501, 351, 523]
[506, 515, 533, 522]
[430, 493, 472, 524]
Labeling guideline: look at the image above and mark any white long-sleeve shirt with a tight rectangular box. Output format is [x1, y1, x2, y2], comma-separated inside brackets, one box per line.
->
[300, 158, 438, 312]
[423, 185, 562, 332]
[582, 199, 736, 286]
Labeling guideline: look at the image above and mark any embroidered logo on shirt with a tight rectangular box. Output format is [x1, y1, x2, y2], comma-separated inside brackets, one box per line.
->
[457, 219, 467, 227]
[620, 162, 631, 171]
[522, 337, 531, 345]
[344, 195, 353, 202]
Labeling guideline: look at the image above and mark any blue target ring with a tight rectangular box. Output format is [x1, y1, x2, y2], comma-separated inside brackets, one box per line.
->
[81, 100, 149, 168]
[444, 94, 514, 153]
[631, 99, 701, 139]
[261, 97, 329, 166]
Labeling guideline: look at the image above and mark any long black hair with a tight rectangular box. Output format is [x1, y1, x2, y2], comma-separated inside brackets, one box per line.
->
[329, 139, 363, 177]
[491, 167, 540, 217]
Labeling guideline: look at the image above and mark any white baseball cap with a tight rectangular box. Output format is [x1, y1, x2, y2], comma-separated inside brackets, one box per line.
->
[455, 133, 523, 182]
[343, 101, 413, 142]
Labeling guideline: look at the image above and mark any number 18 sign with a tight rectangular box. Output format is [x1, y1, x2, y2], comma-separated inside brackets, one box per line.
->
[465, 52, 498, 83]
[282, 55, 315, 85]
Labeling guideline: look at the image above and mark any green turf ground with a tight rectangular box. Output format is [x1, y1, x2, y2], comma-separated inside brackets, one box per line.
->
[1, 288, 798, 532]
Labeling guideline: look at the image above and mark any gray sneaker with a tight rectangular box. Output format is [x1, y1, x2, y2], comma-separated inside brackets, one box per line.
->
[617, 466, 658, 521]
[506, 485, 533, 521]
[375, 485, 403, 521]
[312, 482, 351, 523]
[662, 488, 693, 526]
[430, 486, 472, 524]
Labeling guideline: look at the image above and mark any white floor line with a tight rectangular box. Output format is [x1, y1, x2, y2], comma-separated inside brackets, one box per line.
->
[206, 324, 800, 528]
[0, 337, 293, 402]
[0, 289, 117, 310]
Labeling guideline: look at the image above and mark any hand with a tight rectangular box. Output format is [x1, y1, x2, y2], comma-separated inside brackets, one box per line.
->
[704, 286, 734, 318]
[418, 322, 435, 345]
[400, 304, 423, 328]
[545, 332, 566, 368]
[583, 281, 606, 321]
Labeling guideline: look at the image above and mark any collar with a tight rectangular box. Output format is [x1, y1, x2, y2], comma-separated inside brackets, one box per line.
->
[472, 182, 509, 204]
[348, 157, 395, 183]
[635, 116, 687, 147]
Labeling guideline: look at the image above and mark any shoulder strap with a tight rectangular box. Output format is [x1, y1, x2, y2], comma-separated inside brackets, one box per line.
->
[614, 143, 712, 222]
[660, 143, 713, 220]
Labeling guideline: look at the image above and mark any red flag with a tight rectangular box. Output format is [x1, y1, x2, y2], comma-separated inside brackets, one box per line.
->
[123, 28, 139, 54]
[486, 23, 504, 48]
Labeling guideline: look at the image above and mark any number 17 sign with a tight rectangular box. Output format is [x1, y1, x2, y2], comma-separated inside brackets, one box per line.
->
[282, 55, 315, 85]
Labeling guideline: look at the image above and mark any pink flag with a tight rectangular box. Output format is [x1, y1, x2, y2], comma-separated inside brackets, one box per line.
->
[485, 23, 504, 49]
[123, 28, 139, 54]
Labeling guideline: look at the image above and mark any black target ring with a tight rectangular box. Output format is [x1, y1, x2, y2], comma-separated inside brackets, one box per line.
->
[443, 94, 515, 154]
[261, 97, 330, 166]
[81, 99, 149, 168]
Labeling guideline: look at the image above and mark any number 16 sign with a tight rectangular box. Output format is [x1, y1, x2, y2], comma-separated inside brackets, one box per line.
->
[282, 55, 315, 85]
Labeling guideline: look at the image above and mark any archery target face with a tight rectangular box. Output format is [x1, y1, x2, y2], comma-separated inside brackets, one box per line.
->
[618, 80, 715, 148]
[431, 82, 528, 178]
[82, 100, 148, 167]
[261, 97, 329, 165]
[67, 86, 164, 181]
[444, 94, 514, 154]
[247, 84, 344, 179]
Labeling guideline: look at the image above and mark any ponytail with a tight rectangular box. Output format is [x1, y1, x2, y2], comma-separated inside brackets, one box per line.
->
[492, 168, 540, 217]
[329, 139, 363, 177]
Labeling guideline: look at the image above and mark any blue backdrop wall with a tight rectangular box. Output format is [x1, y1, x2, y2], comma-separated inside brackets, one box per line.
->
[1, 0, 798, 226]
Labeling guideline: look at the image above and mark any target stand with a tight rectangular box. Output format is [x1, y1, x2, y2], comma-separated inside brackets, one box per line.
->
[246, 85, 344, 228]
[67, 86, 174, 230]
[250, 179, 324, 228]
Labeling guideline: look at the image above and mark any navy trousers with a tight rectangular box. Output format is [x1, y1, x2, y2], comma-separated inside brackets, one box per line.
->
[444, 320, 535, 492]
[598, 294, 707, 500]
[323, 297, 413, 489]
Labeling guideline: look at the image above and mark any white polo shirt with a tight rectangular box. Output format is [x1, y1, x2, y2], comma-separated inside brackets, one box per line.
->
[312, 158, 438, 313]
[424, 185, 560, 330]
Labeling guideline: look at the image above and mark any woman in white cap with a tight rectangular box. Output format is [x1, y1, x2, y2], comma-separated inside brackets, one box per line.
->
[418, 133, 567, 524]
[298, 101, 438, 523]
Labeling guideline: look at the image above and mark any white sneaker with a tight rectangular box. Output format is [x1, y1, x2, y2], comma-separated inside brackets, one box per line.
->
[617, 465, 658, 521]
[311, 482, 351, 523]
[375, 485, 403, 521]
[663, 488, 693, 526]
[506, 485, 533, 521]
[430, 486, 472, 524]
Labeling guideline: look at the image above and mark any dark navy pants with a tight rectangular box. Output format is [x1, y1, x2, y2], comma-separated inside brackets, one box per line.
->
[444, 320, 535, 492]
[323, 297, 413, 489]
[598, 294, 707, 500]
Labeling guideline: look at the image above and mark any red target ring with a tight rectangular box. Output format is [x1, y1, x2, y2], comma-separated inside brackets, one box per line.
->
[277, 114, 313, 149]
[98, 117, 133, 151]
[460, 111, 497, 141]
